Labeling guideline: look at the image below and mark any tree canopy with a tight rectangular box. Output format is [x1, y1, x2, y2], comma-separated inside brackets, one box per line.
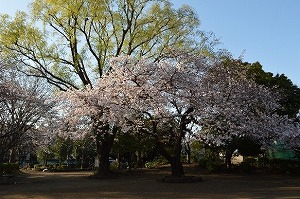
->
[0, 0, 205, 91]
[60, 55, 298, 176]
[0, 65, 54, 162]
[246, 62, 300, 118]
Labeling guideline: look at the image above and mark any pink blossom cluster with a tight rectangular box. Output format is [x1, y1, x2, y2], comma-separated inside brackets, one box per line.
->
[59, 55, 300, 150]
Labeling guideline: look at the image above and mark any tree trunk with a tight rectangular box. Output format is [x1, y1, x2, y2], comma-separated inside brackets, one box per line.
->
[170, 156, 184, 177]
[225, 150, 233, 169]
[136, 150, 143, 168]
[157, 141, 185, 177]
[94, 124, 117, 177]
[96, 142, 111, 176]
[0, 151, 5, 163]
[186, 143, 191, 164]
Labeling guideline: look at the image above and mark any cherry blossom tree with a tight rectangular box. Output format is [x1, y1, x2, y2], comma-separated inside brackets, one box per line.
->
[0, 69, 55, 162]
[197, 60, 299, 167]
[58, 84, 120, 176]
[60, 54, 211, 177]
[62, 55, 299, 176]
[279, 119, 300, 159]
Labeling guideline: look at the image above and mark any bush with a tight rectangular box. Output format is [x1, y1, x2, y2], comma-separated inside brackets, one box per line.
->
[110, 161, 118, 170]
[198, 150, 223, 173]
[268, 159, 300, 174]
[239, 157, 257, 172]
[0, 163, 19, 174]
[207, 159, 223, 173]
[34, 164, 47, 171]
[145, 156, 168, 168]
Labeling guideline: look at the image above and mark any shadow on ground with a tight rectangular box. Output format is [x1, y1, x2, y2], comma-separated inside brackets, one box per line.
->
[1, 165, 300, 199]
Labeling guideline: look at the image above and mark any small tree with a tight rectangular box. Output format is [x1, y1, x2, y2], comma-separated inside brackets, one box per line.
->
[0, 68, 54, 162]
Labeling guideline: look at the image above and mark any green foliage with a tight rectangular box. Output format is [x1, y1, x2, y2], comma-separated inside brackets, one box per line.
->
[37, 146, 55, 165]
[0, 0, 208, 90]
[109, 161, 118, 170]
[145, 156, 168, 168]
[53, 136, 74, 164]
[239, 157, 257, 172]
[112, 130, 157, 168]
[73, 135, 96, 169]
[267, 159, 300, 174]
[0, 163, 19, 174]
[34, 164, 47, 171]
[246, 62, 300, 118]
[189, 141, 205, 163]
[238, 157, 300, 174]
[198, 149, 223, 173]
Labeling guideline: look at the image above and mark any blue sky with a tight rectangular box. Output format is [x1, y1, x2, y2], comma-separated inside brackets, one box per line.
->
[174, 0, 300, 86]
[0, 0, 299, 86]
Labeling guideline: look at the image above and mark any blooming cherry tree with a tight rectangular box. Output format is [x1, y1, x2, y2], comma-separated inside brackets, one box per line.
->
[62, 55, 299, 176]
[197, 60, 299, 167]
[61, 54, 211, 177]
[0, 69, 54, 162]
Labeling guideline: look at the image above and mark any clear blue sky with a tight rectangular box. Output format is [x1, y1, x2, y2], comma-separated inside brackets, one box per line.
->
[174, 0, 300, 86]
[0, 0, 299, 86]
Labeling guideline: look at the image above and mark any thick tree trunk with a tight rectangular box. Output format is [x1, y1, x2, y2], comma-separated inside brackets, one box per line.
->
[157, 141, 185, 177]
[170, 156, 185, 177]
[96, 142, 111, 176]
[94, 125, 117, 177]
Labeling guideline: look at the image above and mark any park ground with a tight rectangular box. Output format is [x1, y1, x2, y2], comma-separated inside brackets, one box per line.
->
[1, 165, 300, 199]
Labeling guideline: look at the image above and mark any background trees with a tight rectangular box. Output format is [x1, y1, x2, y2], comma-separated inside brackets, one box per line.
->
[197, 59, 298, 168]
[0, 64, 54, 163]
[246, 62, 300, 118]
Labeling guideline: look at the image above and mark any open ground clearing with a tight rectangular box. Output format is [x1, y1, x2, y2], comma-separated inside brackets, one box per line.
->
[1, 166, 300, 199]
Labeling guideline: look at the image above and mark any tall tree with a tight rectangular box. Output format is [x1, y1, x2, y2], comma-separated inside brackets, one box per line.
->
[0, 0, 201, 90]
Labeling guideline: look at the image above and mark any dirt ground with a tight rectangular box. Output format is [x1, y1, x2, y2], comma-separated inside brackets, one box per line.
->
[1, 165, 300, 199]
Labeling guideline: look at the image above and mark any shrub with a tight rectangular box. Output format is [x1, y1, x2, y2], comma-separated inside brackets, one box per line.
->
[34, 164, 47, 171]
[239, 157, 257, 172]
[0, 163, 19, 174]
[110, 161, 118, 170]
[198, 150, 223, 173]
[268, 159, 300, 174]
[145, 156, 168, 168]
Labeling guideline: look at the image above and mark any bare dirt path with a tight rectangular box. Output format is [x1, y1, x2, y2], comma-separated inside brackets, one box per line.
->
[1, 167, 300, 199]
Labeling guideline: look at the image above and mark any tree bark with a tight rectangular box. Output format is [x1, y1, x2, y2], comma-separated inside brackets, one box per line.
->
[156, 141, 185, 177]
[186, 143, 191, 164]
[225, 150, 233, 169]
[94, 124, 117, 177]
[170, 156, 185, 177]
[136, 149, 143, 168]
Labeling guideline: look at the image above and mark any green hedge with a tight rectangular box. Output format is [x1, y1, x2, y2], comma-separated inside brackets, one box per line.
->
[0, 163, 19, 174]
